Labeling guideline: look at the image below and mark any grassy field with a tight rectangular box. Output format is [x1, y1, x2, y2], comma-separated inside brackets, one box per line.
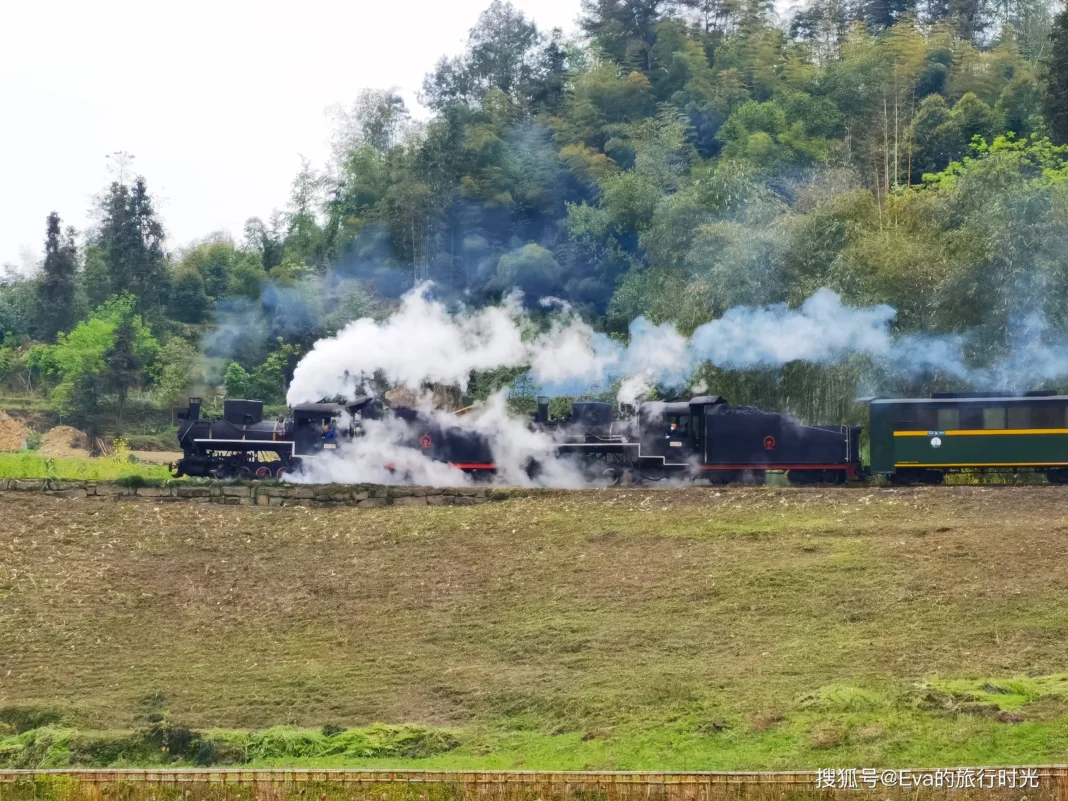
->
[0, 452, 173, 480]
[3, 486, 1068, 769]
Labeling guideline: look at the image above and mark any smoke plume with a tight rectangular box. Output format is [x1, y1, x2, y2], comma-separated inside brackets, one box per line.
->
[282, 283, 1068, 487]
[289, 284, 1046, 407]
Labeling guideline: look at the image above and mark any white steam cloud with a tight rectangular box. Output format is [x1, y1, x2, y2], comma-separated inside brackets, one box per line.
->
[287, 287, 529, 400]
[290, 284, 1065, 408]
[292, 392, 587, 489]
[283, 283, 1068, 487]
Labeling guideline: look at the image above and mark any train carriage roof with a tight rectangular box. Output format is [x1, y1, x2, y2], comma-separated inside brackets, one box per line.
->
[870, 393, 1068, 406]
[867, 397, 1068, 407]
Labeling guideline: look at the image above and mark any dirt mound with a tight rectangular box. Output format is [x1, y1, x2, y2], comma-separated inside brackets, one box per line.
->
[39, 425, 91, 458]
[0, 410, 29, 450]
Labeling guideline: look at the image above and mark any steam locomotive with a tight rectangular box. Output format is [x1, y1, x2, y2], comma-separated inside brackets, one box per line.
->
[172, 394, 863, 484]
[542, 395, 862, 484]
[173, 396, 382, 479]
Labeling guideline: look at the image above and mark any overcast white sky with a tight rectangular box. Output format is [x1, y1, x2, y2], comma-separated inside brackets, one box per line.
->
[0, 0, 583, 272]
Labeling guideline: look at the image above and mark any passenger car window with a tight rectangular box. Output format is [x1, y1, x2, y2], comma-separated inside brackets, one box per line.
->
[917, 408, 937, 430]
[893, 406, 947, 431]
[937, 408, 959, 430]
[960, 407, 983, 429]
[894, 407, 918, 429]
[1007, 406, 1029, 428]
[1031, 405, 1065, 428]
[982, 407, 1006, 429]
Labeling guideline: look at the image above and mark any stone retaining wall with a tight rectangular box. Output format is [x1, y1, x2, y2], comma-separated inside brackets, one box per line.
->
[0, 479, 509, 508]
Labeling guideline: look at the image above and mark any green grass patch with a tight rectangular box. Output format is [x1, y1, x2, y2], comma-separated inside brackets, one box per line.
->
[929, 674, 1068, 710]
[0, 724, 460, 768]
[0, 451, 172, 480]
[123, 431, 180, 451]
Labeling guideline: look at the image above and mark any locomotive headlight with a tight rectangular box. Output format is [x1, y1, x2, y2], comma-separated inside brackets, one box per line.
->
[930, 436, 942, 448]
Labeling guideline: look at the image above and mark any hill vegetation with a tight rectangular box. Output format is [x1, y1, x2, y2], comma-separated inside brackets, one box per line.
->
[3, 0, 1068, 431]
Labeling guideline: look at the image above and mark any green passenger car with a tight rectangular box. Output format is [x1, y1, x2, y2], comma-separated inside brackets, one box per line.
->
[868, 391, 1068, 484]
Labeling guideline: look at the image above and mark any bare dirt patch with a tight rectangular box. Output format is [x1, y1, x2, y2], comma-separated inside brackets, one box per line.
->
[38, 426, 90, 458]
[0, 411, 29, 451]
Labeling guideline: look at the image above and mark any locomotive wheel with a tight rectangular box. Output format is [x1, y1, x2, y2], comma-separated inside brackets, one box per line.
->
[787, 470, 815, 486]
[255, 466, 272, 479]
[275, 466, 288, 478]
[601, 467, 621, 486]
[236, 466, 253, 480]
[825, 470, 847, 485]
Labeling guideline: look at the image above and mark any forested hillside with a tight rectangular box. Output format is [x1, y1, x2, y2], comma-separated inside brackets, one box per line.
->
[6, 0, 1068, 432]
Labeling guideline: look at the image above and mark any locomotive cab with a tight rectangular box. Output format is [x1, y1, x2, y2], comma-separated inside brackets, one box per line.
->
[291, 403, 347, 453]
[629, 396, 861, 483]
[638, 401, 701, 461]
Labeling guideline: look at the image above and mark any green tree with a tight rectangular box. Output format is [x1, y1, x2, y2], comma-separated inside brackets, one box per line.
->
[32, 295, 160, 426]
[1045, 5, 1068, 144]
[284, 158, 326, 266]
[227, 252, 267, 300]
[492, 244, 565, 298]
[422, 1, 548, 109]
[223, 361, 252, 399]
[35, 212, 78, 341]
[222, 342, 301, 404]
[580, 0, 670, 72]
[81, 244, 112, 310]
[96, 174, 169, 320]
[179, 237, 239, 300]
[168, 267, 210, 323]
[105, 308, 142, 428]
[0, 278, 37, 345]
[243, 216, 285, 271]
[155, 337, 198, 408]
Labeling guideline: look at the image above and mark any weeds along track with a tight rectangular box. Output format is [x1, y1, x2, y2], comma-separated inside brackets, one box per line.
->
[2, 770, 1068, 801]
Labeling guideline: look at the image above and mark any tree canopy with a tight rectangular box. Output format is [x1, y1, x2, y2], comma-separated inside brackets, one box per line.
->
[8, 0, 1068, 428]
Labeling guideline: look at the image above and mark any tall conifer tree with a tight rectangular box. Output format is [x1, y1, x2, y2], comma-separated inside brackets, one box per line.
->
[1045, 6, 1068, 145]
[36, 212, 78, 341]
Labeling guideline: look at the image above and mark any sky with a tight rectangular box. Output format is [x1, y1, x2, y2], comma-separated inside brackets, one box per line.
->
[0, 0, 583, 273]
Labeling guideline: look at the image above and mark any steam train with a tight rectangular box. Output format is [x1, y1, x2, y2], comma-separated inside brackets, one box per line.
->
[174, 389, 1068, 485]
[172, 394, 863, 484]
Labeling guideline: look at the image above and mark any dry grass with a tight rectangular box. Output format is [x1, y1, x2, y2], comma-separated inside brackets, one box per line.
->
[3, 486, 1068, 768]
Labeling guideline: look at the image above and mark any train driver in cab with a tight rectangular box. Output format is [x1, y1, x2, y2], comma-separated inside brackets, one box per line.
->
[322, 420, 337, 443]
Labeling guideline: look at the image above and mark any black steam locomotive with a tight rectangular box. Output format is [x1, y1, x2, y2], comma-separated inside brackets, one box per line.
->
[173, 394, 862, 484]
[540, 395, 863, 484]
[174, 396, 381, 478]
